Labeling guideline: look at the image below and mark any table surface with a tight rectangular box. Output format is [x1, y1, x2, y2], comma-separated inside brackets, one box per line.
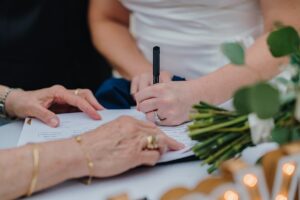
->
[0, 121, 278, 200]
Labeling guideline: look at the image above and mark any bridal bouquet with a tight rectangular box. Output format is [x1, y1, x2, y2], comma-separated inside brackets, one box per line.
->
[189, 26, 300, 173]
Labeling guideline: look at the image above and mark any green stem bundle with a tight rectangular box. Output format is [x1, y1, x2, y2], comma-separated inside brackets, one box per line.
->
[188, 101, 297, 173]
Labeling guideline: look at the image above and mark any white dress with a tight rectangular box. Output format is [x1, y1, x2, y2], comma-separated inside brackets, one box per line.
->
[120, 0, 263, 79]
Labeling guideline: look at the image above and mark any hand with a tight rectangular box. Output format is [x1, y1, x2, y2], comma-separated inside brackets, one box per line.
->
[135, 81, 199, 126]
[131, 71, 172, 95]
[80, 116, 184, 177]
[5, 85, 103, 127]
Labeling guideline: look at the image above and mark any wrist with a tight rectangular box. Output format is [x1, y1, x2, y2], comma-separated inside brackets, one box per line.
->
[185, 79, 203, 104]
[63, 138, 89, 179]
[5, 89, 24, 118]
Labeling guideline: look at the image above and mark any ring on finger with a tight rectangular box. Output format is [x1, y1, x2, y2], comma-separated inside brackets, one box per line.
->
[146, 135, 159, 150]
[74, 89, 80, 96]
[154, 111, 166, 124]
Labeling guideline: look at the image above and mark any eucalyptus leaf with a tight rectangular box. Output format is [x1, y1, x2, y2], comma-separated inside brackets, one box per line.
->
[251, 83, 281, 119]
[271, 127, 290, 145]
[233, 83, 280, 119]
[233, 87, 252, 115]
[221, 42, 245, 65]
[267, 26, 300, 57]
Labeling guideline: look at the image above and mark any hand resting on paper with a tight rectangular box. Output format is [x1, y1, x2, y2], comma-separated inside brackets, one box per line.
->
[5, 85, 103, 127]
[0, 116, 184, 200]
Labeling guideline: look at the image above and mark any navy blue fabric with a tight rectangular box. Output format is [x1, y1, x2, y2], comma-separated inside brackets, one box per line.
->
[96, 76, 186, 109]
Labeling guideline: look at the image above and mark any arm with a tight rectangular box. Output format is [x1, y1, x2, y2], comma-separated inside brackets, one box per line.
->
[135, 0, 300, 126]
[0, 139, 85, 200]
[0, 116, 183, 200]
[192, 0, 300, 104]
[89, 0, 151, 79]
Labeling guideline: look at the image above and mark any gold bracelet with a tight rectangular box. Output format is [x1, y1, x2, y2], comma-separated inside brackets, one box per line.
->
[74, 136, 94, 185]
[27, 144, 40, 197]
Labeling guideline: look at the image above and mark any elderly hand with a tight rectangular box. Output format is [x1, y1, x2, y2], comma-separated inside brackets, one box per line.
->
[131, 71, 172, 95]
[78, 116, 184, 177]
[135, 81, 199, 126]
[5, 85, 103, 127]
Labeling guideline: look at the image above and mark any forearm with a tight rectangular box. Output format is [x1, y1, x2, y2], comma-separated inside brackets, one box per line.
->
[193, 33, 289, 104]
[0, 139, 86, 200]
[90, 21, 151, 79]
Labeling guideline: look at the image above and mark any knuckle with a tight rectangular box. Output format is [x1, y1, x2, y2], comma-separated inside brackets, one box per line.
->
[118, 116, 133, 123]
[163, 97, 173, 105]
[51, 85, 65, 91]
[51, 85, 66, 97]
[132, 78, 138, 84]
[82, 89, 92, 95]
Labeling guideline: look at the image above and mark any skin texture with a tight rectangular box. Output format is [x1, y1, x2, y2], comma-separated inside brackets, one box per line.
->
[2, 85, 103, 127]
[0, 116, 183, 200]
[89, 0, 300, 125]
[0, 85, 184, 200]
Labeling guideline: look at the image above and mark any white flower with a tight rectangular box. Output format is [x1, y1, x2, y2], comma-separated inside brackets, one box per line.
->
[248, 114, 275, 144]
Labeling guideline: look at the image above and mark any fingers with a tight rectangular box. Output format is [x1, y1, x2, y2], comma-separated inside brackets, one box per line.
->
[137, 98, 158, 113]
[146, 112, 156, 123]
[135, 86, 159, 104]
[131, 75, 152, 96]
[30, 105, 60, 127]
[137, 120, 157, 129]
[160, 135, 185, 151]
[77, 89, 104, 110]
[130, 76, 139, 95]
[145, 111, 168, 124]
[139, 76, 152, 93]
[138, 125, 184, 152]
[140, 151, 160, 166]
[69, 95, 101, 120]
[52, 87, 101, 120]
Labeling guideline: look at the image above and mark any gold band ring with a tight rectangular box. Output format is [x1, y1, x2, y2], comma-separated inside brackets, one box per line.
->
[146, 135, 159, 150]
[74, 89, 80, 96]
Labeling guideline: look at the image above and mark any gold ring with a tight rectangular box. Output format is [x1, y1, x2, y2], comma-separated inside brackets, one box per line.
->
[146, 135, 159, 150]
[74, 89, 80, 96]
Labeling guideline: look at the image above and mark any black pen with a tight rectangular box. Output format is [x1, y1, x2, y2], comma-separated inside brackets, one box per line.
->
[153, 46, 160, 84]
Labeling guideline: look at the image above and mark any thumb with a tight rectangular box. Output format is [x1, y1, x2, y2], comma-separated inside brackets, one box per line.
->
[30, 105, 60, 127]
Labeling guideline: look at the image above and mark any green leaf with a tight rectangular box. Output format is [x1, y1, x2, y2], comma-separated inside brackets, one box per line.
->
[233, 83, 280, 119]
[251, 83, 281, 119]
[291, 127, 300, 141]
[233, 87, 252, 115]
[267, 26, 300, 57]
[271, 127, 291, 145]
[221, 42, 245, 65]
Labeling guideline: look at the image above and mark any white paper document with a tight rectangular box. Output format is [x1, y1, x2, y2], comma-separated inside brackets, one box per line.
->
[18, 109, 195, 163]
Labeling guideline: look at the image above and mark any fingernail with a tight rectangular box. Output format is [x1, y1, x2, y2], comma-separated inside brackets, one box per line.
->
[94, 113, 101, 120]
[50, 118, 59, 127]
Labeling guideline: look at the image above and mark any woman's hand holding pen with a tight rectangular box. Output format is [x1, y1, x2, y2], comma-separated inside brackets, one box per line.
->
[5, 85, 103, 127]
[130, 71, 172, 95]
[135, 80, 200, 126]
